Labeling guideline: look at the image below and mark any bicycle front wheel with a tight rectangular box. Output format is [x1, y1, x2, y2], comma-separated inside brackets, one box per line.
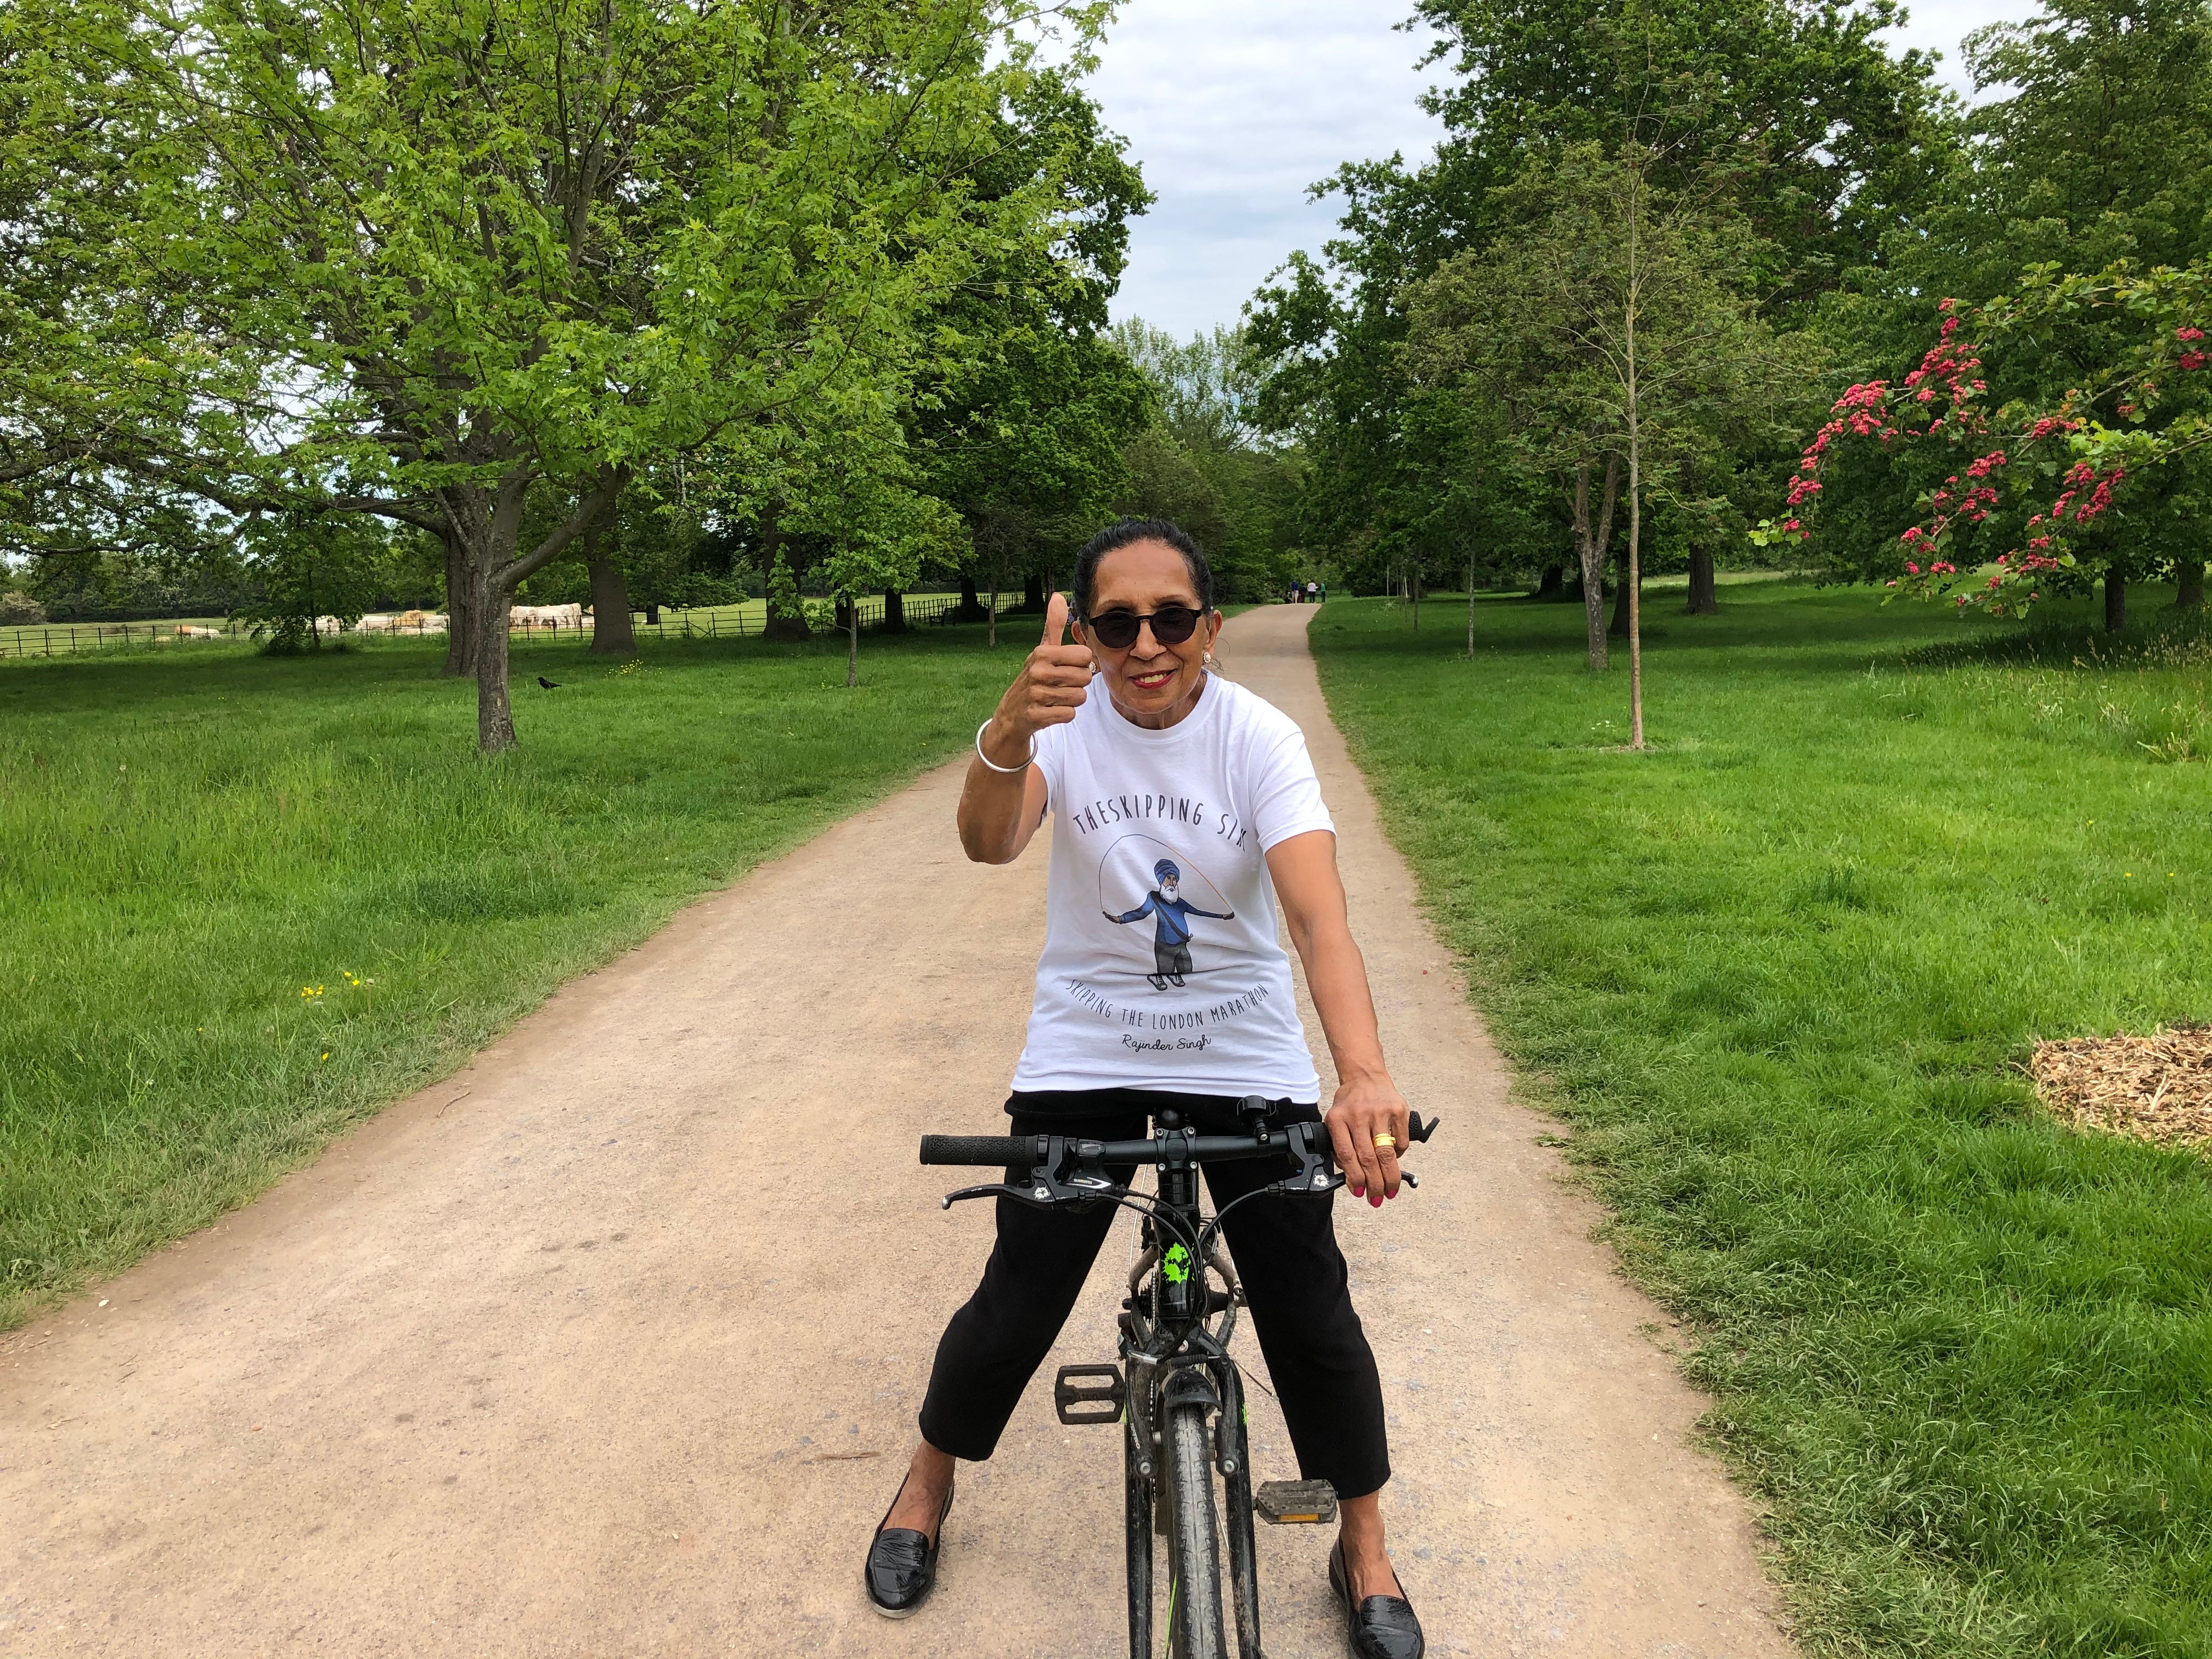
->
[1164, 1401, 1228, 1659]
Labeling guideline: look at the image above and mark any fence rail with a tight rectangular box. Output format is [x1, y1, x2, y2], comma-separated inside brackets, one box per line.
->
[0, 591, 1008, 660]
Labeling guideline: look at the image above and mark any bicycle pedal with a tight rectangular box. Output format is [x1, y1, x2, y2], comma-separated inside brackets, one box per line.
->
[1255, 1479, 1338, 1525]
[1053, 1363, 1126, 1425]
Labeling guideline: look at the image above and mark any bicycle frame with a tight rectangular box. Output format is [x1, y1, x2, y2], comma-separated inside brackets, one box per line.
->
[1117, 1125, 1264, 1659]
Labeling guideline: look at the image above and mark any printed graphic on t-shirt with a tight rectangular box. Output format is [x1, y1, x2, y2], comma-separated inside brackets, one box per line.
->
[1097, 835, 1234, 990]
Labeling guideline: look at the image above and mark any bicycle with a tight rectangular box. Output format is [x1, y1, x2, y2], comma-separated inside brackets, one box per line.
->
[919, 1097, 1440, 1659]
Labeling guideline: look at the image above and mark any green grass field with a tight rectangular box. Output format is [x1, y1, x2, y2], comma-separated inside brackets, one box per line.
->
[0, 625, 1018, 1328]
[1312, 585, 2212, 1657]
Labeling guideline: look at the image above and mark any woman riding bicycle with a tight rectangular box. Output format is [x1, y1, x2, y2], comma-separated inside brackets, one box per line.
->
[865, 518, 1424, 1658]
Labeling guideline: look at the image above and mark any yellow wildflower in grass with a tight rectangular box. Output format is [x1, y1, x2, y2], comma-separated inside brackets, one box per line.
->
[300, 985, 324, 1000]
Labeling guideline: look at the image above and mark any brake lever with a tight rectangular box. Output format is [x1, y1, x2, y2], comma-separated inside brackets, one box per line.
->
[942, 1182, 1040, 1210]
[943, 1135, 1128, 1211]
[1273, 1121, 1345, 1195]
[1265, 1118, 1431, 1197]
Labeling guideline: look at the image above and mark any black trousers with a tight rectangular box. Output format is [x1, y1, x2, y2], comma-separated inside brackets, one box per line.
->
[917, 1090, 1391, 1501]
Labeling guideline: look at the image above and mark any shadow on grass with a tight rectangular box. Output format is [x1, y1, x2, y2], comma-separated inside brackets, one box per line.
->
[1901, 602, 2212, 670]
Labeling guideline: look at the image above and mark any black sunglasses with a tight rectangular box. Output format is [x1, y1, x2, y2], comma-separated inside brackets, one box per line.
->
[1082, 605, 1204, 650]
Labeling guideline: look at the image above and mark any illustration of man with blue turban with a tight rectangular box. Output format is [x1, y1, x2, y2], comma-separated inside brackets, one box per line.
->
[1104, 859, 1234, 989]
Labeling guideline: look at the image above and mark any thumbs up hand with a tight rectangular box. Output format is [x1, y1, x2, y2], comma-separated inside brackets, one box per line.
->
[977, 591, 1092, 768]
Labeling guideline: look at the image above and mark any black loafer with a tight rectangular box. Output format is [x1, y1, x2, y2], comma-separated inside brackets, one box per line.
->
[1329, 1538, 1425, 1658]
[864, 1476, 956, 1619]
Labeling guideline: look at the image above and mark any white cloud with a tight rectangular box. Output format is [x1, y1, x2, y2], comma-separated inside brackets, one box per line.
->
[1089, 0, 1445, 338]
[1088, 0, 2044, 340]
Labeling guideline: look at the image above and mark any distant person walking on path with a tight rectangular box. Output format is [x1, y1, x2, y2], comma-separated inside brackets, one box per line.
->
[864, 517, 1426, 1658]
[1306, 580, 1319, 602]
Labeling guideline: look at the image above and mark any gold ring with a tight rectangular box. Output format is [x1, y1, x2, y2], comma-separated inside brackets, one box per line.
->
[1372, 1134, 1396, 1149]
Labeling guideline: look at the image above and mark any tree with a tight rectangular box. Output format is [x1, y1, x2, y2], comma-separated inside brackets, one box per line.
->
[1951, 0, 2212, 286]
[908, 68, 1152, 645]
[1109, 320, 1310, 601]
[0, 0, 239, 569]
[1247, 0, 1948, 601]
[1782, 261, 2211, 623]
[1412, 0, 1953, 308]
[1804, 0, 2212, 618]
[816, 477, 964, 687]
[1409, 143, 1813, 742]
[14, 0, 1098, 749]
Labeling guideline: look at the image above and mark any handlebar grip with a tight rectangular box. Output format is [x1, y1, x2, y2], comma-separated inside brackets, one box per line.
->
[918, 1135, 1036, 1167]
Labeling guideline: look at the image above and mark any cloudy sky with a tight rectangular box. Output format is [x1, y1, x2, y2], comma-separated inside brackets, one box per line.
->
[1084, 0, 2040, 340]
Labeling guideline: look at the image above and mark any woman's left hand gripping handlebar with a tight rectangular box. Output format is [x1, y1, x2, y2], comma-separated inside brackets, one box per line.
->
[1325, 1073, 1412, 1206]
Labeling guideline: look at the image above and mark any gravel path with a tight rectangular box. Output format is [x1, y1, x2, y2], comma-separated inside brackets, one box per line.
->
[1, 605, 1795, 1657]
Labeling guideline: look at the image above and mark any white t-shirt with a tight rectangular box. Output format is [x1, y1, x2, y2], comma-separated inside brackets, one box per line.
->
[1011, 672, 1335, 1099]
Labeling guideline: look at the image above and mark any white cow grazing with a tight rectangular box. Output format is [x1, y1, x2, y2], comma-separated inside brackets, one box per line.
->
[509, 602, 583, 630]
[354, 612, 400, 634]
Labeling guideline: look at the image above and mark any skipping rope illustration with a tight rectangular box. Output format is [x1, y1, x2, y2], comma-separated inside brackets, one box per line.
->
[1103, 857, 1234, 990]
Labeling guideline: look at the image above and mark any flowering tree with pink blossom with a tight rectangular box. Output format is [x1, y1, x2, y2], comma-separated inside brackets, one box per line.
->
[1768, 259, 2211, 624]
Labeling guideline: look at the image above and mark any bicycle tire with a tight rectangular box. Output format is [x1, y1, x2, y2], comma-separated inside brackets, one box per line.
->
[1164, 1401, 1228, 1659]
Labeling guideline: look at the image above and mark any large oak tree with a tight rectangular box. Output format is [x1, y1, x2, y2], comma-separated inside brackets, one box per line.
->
[9, 0, 1098, 748]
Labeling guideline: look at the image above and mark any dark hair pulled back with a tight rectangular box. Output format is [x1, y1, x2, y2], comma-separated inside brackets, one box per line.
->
[1071, 517, 1214, 620]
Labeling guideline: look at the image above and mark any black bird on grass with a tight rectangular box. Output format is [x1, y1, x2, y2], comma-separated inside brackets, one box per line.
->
[537, 675, 561, 690]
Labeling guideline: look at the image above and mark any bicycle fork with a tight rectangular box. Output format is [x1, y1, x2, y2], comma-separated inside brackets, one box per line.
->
[1214, 1358, 1261, 1659]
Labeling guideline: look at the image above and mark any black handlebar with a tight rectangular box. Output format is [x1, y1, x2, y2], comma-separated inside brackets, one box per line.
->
[919, 1134, 1042, 1167]
[917, 1112, 1440, 1170]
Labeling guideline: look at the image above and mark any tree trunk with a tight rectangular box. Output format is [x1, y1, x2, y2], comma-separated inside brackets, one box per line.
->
[2175, 560, 2205, 610]
[470, 563, 517, 753]
[1627, 430, 1645, 751]
[1537, 563, 1564, 601]
[2104, 569, 2126, 633]
[1609, 543, 1642, 637]
[1686, 546, 1717, 614]
[443, 469, 625, 753]
[1019, 569, 1045, 613]
[847, 601, 859, 687]
[882, 589, 906, 633]
[441, 530, 476, 678]
[586, 522, 635, 655]
[645, 602, 661, 625]
[956, 573, 988, 622]
[1572, 461, 1611, 670]
[1623, 162, 1646, 751]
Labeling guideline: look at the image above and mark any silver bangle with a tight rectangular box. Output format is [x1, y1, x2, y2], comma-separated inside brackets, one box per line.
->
[974, 719, 1033, 774]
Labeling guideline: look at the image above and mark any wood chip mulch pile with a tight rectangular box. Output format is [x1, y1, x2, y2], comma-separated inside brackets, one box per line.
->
[2031, 1025, 2212, 1151]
